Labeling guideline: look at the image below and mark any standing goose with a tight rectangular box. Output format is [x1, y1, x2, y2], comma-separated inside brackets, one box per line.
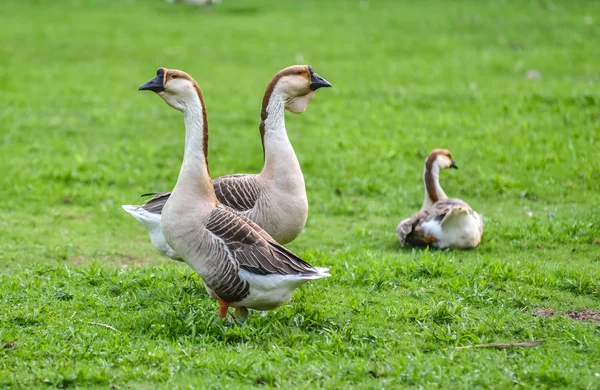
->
[138, 68, 329, 319]
[122, 65, 331, 260]
[396, 149, 483, 249]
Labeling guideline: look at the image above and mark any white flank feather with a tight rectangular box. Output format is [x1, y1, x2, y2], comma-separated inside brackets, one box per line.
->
[121, 205, 181, 260]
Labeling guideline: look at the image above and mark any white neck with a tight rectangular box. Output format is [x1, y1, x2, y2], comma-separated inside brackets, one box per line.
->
[172, 93, 213, 198]
[260, 93, 303, 185]
[421, 162, 447, 210]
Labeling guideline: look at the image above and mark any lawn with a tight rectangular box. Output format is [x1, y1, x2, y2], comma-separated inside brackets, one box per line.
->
[1, 0, 599, 388]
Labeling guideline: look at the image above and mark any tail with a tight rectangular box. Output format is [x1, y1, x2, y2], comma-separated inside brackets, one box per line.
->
[122, 205, 182, 260]
[121, 205, 161, 229]
[298, 267, 331, 279]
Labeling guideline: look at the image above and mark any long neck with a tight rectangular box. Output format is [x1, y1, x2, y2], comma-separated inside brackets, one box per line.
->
[259, 92, 303, 183]
[173, 88, 214, 200]
[422, 161, 447, 210]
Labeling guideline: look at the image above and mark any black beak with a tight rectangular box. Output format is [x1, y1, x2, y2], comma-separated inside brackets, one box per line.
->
[309, 70, 332, 91]
[139, 68, 165, 92]
[450, 161, 458, 169]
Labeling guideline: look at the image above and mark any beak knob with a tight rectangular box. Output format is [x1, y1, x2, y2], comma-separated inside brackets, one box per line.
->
[139, 68, 166, 92]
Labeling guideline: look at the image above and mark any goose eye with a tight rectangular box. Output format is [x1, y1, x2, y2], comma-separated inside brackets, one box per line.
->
[296, 70, 303, 75]
[171, 74, 178, 79]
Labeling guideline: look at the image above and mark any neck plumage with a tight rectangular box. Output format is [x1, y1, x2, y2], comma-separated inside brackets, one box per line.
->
[173, 89, 214, 199]
[422, 161, 447, 210]
[259, 92, 303, 182]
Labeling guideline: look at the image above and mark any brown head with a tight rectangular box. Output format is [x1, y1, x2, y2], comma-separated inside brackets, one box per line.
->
[139, 68, 209, 164]
[139, 67, 205, 112]
[261, 65, 331, 118]
[426, 149, 458, 171]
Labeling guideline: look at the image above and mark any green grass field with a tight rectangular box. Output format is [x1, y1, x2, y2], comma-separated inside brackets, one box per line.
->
[1, 0, 600, 388]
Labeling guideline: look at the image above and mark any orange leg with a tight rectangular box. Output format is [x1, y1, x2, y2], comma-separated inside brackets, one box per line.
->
[218, 300, 229, 319]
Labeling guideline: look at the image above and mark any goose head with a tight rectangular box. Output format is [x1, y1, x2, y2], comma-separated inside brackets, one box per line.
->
[139, 67, 201, 111]
[267, 65, 332, 114]
[428, 149, 458, 170]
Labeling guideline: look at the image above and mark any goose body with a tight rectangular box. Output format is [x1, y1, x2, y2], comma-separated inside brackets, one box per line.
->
[137, 67, 329, 319]
[396, 149, 483, 249]
[165, 202, 329, 313]
[122, 65, 331, 258]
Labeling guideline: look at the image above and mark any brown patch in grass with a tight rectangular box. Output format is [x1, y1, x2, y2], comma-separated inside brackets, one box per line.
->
[565, 309, 600, 322]
[534, 308, 600, 322]
[533, 308, 556, 317]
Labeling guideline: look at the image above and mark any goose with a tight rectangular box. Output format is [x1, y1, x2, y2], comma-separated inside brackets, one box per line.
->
[137, 67, 330, 319]
[122, 65, 332, 260]
[396, 149, 483, 249]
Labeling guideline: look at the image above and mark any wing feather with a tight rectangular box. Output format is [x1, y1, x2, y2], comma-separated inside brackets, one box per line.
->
[140, 192, 170, 214]
[140, 174, 263, 215]
[205, 206, 320, 277]
[213, 174, 262, 212]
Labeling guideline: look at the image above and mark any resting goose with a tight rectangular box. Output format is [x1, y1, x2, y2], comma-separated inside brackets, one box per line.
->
[137, 68, 329, 319]
[122, 65, 331, 260]
[396, 149, 483, 249]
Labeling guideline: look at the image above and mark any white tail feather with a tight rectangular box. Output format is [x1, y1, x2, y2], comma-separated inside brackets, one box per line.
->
[298, 270, 330, 279]
[121, 205, 161, 228]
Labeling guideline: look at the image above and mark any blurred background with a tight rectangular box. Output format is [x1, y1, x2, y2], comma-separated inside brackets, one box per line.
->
[0, 0, 599, 264]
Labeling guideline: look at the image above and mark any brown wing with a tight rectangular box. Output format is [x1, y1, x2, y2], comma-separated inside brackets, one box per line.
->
[396, 211, 436, 247]
[396, 214, 421, 247]
[206, 206, 318, 276]
[213, 174, 262, 212]
[140, 174, 262, 215]
[141, 192, 170, 214]
[201, 205, 321, 302]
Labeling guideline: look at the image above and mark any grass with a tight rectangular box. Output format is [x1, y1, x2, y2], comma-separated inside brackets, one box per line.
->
[1, 0, 599, 388]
